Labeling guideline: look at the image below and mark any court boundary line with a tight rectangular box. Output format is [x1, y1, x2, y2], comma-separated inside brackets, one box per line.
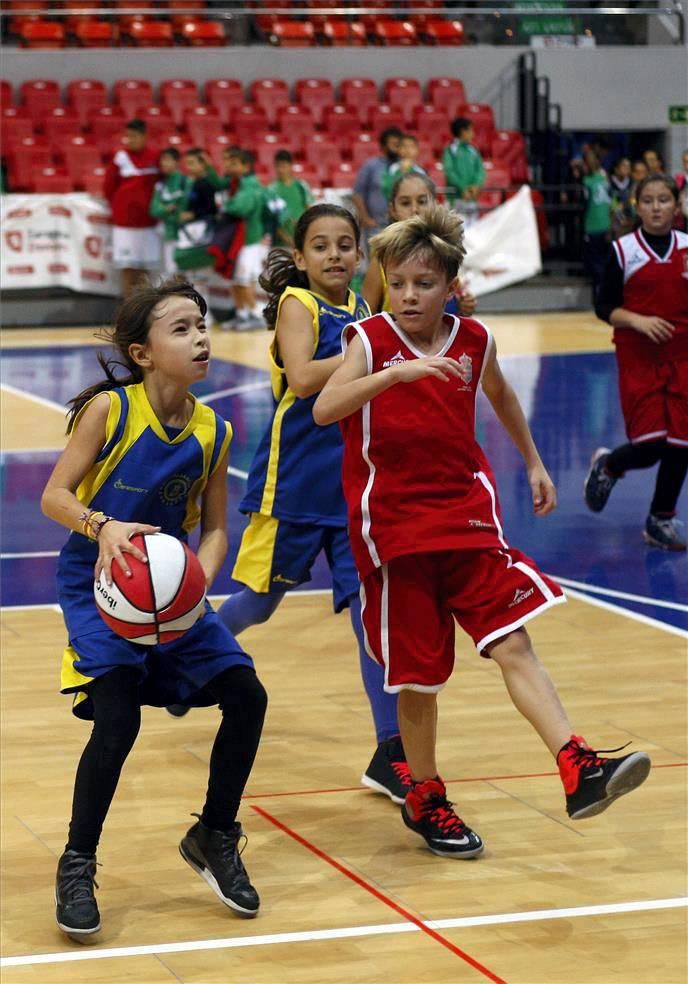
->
[1, 896, 684, 969]
[554, 575, 688, 613]
[0, 382, 65, 413]
[199, 380, 272, 403]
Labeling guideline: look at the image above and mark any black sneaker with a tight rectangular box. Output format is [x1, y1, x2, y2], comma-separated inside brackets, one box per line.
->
[179, 815, 259, 917]
[166, 705, 190, 718]
[583, 447, 618, 512]
[643, 514, 687, 551]
[401, 778, 484, 858]
[55, 849, 100, 937]
[361, 735, 413, 805]
[558, 735, 652, 820]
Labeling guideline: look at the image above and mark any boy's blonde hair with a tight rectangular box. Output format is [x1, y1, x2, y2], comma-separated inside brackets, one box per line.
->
[370, 205, 466, 281]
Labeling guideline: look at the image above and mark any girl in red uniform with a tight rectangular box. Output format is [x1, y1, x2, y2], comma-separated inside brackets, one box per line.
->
[584, 175, 687, 550]
[314, 206, 651, 857]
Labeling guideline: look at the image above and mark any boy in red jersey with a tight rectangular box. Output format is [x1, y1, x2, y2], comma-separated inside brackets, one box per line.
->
[314, 206, 651, 858]
[104, 119, 160, 297]
[585, 175, 687, 550]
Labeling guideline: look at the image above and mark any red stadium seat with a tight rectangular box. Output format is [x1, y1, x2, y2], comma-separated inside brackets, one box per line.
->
[291, 162, 320, 187]
[294, 79, 334, 129]
[81, 164, 107, 197]
[7, 136, 53, 191]
[19, 20, 66, 48]
[414, 105, 450, 154]
[264, 18, 316, 47]
[462, 102, 496, 132]
[184, 106, 223, 146]
[324, 105, 361, 140]
[0, 80, 13, 106]
[74, 20, 116, 47]
[7, 0, 48, 9]
[249, 79, 290, 129]
[31, 166, 74, 193]
[89, 106, 126, 155]
[124, 19, 174, 47]
[208, 133, 236, 170]
[369, 19, 417, 46]
[318, 19, 367, 46]
[427, 77, 467, 118]
[483, 163, 512, 189]
[277, 105, 316, 153]
[205, 79, 244, 126]
[383, 78, 423, 127]
[492, 129, 526, 159]
[113, 79, 153, 119]
[163, 0, 207, 7]
[67, 80, 108, 128]
[426, 160, 446, 191]
[20, 80, 62, 129]
[1, 107, 34, 149]
[60, 137, 103, 189]
[140, 106, 176, 141]
[160, 79, 199, 128]
[350, 133, 377, 168]
[303, 134, 342, 171]
[254, 133, 297, 170]
[43, 107, 83, 152]
[329, 162, 356, 189]
[368, 105, 405, 136]
[340, 78, 379, 128]
[419, 18, 465, 45]
[477, 189, 504, 212]
[177, 18, 226, 46]
[232, 105, 269, 145]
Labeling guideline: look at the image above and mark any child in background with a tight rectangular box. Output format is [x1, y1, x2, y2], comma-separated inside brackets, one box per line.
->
[174, 148, 219, 325]
[608, 156, 633, 239]
[441, 117, 485, 207]
[267, 150, 313, 248]
[381, 134, 428, 201]
[314, 206, 651, 858]
[216, 204, 409, 804]
[581, 148, 611, 302]
[585, 175, 687, 550]
[150, 147, 189, 274]
[41, 278, 267, 937]
[363, 173, 476, 318]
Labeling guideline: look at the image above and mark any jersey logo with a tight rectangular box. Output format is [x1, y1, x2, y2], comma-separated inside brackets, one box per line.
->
[114, 477, 149, 494]
[160, 473, 192, 505]
[273, 574, 299, 585]
[382, 350, 406, 368]
[508, 586, 535, 608]
[456, 352, 473, 391]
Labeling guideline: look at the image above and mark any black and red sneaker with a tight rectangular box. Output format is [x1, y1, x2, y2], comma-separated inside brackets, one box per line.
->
[558, 735, 651, 819]
[401, 778, 484, 858]
[361, 735, 413, 805]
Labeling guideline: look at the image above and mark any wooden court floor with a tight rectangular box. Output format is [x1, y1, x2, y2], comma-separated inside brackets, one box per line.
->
[1, 314, 687, 983]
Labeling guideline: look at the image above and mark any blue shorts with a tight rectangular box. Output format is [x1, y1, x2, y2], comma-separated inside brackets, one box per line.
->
[61, 605, 253, 720]
[232, 513, 359, 613]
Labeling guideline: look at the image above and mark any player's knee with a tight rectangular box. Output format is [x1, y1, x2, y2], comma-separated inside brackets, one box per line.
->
[215, 666, 268, 720]
[95, 705, 141, 767]
[487, 627, 534, 667]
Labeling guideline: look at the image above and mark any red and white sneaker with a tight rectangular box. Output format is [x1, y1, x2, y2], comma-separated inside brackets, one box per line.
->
[401, 778, 484, 858]
[558, 735, 651, 819]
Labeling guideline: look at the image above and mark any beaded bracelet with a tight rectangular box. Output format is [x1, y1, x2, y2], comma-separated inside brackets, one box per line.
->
[79, 509, 115, 541]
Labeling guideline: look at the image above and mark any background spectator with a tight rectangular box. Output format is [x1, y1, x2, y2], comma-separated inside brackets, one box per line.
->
[441, 116, 485, 208]
[608, 156, 633, 239]
[674, 149, 688, 231]
[581, 148, 612, 302]
[266, 150, 313, 248]
[643, 148, 664, 176]
[382, 134, 428, 200]
[173, 147, 218, 323]
[150, 148, 189, 275]
[352, 127, 403, 243]
[103, 119, 160, 296]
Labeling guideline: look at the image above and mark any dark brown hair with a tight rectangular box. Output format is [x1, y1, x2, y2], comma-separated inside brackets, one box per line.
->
[66, 276, 205, 432]
[635, 174, 679, 202]
[259, 203, 360, 329]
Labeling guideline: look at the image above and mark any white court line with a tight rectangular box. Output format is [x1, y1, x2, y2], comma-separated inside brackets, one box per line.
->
[1, 897, 684, 968]
[227, 465, 249, 480]
[554, 575, 688, 613]
[199, 380, 271, 403]
[1, 551, 58, 560]
[564, 586, 688, 639]
[0, 448, 63, 455]
[0, 382, 65, 414]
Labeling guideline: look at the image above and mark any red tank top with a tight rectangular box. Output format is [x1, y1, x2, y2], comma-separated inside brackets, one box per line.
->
[340, 312, 505, 579]
[612, 229, 688, 357]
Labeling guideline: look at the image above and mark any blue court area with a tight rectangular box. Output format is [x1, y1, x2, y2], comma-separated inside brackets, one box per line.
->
[1, 344, 686, 630]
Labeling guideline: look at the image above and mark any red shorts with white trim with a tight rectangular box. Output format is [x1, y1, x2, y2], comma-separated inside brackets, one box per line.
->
[616, 344, 688, 446]
[360, 548, 565, 693]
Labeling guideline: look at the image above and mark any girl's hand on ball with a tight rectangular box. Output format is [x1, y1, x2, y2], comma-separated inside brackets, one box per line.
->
[95, 522, 161, 585]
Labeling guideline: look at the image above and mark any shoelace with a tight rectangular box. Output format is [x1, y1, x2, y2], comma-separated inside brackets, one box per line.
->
[566, 740, 630, 771]
[61, 856, 99, 901]
[420, 795, 468, 836]
[391, 760, 413, 787]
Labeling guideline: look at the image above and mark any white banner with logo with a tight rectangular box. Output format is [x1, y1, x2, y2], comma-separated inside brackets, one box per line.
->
[460, 185, 542, 296]
[1, 194, 118, 295]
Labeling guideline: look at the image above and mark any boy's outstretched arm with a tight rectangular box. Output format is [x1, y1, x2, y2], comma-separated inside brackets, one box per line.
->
[481, 343, 557, 515]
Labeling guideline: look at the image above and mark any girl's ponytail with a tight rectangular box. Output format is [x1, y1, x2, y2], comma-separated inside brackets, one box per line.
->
[259, 248, 309, 330]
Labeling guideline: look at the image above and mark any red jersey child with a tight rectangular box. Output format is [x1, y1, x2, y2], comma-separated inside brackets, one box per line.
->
[315, 206, 651, 858]
[585, 175, 687, 550]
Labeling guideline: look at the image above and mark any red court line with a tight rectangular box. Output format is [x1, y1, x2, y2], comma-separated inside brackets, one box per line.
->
[252, 803, 507, 984]
[245, 761, 687, 802]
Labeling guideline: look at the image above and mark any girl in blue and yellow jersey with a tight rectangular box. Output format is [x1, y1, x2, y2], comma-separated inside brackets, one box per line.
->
[216, 204, 410, 802]
[41, 278, 267, 939]
[362, 172, 477, 319]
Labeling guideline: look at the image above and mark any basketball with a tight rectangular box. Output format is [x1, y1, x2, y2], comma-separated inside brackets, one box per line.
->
[93, 533, 206, 645]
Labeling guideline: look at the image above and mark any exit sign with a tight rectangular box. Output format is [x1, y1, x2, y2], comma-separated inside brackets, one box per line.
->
[669, 105, 688, 124]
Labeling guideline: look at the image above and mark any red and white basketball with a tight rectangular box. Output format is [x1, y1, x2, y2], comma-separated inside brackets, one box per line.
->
[94, 533, 206, 645]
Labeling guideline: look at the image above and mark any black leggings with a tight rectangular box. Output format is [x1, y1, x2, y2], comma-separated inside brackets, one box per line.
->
[67, 665, 267, 855]
[606, 439, 688, 516]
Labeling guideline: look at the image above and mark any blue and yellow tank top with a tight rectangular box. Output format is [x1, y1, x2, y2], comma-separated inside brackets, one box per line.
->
[240, 286, 370, 526]
[58, 382, 231, 573]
